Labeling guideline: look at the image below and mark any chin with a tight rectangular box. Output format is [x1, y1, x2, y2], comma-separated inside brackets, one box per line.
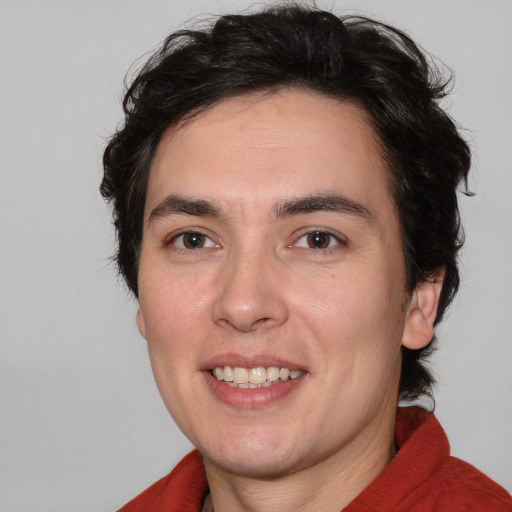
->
[204, 451, 298, 479]
[199, 432, 304, 479]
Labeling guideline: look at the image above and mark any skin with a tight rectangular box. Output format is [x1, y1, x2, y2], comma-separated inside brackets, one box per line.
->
[136, 90, 442, 512]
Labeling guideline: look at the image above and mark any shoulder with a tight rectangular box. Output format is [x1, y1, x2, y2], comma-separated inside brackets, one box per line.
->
[387, 407, 512, 511]
[430, 456, 512, 511]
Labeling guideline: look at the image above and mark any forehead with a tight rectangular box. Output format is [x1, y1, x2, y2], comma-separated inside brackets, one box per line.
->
[146, 90, 394, 221]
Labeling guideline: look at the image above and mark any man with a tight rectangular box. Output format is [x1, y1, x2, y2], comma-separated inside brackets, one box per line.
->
[101, 4, 512, 511]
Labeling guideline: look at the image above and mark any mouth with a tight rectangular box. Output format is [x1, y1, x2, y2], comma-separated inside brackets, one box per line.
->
[203, 358, 308, 408]
[210, 365, 305, 389]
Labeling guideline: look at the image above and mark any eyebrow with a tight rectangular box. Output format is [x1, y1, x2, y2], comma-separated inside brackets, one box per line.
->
[274, 193, 374, 223]
[148, 195, 223, 222]
[148, 192, 374, 224]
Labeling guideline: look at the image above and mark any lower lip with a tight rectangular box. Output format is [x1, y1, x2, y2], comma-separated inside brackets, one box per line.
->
[203, 372, 306, 408]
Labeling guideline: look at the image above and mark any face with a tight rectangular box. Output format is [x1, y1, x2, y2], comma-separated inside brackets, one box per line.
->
[136, 91, 422, 479]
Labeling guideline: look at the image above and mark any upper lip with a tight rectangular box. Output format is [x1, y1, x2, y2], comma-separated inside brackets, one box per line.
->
[201, 353, 306, 372]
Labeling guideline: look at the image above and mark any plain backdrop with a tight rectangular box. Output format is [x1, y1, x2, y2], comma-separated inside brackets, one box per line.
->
[0, 0, 511, 510]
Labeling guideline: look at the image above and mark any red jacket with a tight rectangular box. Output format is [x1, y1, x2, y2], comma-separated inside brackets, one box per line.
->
[118, 407, 512, 511]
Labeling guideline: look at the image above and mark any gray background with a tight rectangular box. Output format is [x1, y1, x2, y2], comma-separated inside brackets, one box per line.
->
[0, 0, 510, 510]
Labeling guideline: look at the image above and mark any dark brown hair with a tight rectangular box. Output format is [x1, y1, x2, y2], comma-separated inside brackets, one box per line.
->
[101, 4, 471, 401]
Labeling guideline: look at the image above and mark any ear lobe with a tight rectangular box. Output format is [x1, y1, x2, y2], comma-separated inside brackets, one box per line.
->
[136, 307, 147, 339]
[402, 269, 445, 350]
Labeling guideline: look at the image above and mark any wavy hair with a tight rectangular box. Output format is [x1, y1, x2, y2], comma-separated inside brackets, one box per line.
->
[101, 4, 471, 401]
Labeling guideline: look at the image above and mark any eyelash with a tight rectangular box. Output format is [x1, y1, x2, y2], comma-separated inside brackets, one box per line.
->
[291, 229, 347, 251]
[164, 228, 346, 254]
[165, 230, 219, 251]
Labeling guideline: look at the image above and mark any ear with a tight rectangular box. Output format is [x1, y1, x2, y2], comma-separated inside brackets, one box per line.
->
[136, 307, 147, 339]
[402, 269, 445, 350]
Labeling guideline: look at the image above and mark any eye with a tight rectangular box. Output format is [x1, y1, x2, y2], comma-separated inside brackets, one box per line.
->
[295, 231, 342, 249]
[170, 231, 218, 250]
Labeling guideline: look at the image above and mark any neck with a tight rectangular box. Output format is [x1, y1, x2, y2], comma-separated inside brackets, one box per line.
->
[203, 404, 397, 512]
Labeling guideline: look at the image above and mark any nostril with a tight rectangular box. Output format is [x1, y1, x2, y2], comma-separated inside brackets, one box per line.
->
[211, 271, 289, 331]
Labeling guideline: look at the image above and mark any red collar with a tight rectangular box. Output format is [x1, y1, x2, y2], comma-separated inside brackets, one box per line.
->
[119, 407, 465, 512]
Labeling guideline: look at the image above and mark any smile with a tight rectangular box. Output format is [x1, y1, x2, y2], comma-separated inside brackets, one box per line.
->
[211, 366, 305, 389]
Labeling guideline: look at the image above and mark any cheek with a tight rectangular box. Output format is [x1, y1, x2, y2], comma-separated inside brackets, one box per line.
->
[294, 265, 405, 372]
[138, 277, 214, 400]
[138, 271, 212, 411]
[140, 267, 213, 342]
[295, 265, 400, 332]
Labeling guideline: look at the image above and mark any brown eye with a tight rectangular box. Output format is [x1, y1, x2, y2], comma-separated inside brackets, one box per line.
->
[171, 232, 217, 250]
[182, 232, 205, 249]
[294, 230, 342, 250]
[307, 231, 332, 249]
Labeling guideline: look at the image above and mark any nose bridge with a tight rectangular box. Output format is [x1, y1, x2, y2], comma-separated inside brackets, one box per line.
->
[211, 237, 288, 332]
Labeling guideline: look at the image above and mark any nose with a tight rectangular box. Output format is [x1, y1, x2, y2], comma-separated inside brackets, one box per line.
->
[211, 248, 289, 333]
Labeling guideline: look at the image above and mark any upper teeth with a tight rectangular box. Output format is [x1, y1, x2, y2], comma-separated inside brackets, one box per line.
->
[212, 366, 304, 387]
